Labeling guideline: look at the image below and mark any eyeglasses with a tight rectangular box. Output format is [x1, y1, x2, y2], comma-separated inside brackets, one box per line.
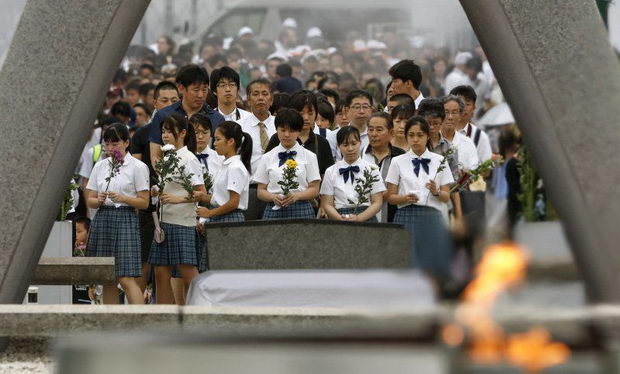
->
[350, 104, 372, 111]
[216, 82, 237, 89]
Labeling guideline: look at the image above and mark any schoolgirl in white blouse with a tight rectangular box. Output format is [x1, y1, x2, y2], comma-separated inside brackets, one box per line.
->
[320, 126, 385, 222]
[86, 123, 149, 304]
[385, 116, 454, 280]
[254, 108, 320, 220]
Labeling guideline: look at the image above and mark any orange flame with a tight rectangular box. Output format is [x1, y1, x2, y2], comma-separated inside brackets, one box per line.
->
[444, 242, 571, 372]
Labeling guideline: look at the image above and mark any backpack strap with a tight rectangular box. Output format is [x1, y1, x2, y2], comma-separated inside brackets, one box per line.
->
[473, 128, 482, 147]
[92, 144, 103, 163]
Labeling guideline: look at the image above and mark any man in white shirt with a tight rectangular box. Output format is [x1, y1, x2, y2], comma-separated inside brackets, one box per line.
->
[239, 78, 276, 220]
[442, 95, 479, 171]
[449, 85, 493, 162]
[445, 51, 472, 94]
[210, 66, 251, 122]
[388, 59, 425, 109]
[331, 90, 374, 160]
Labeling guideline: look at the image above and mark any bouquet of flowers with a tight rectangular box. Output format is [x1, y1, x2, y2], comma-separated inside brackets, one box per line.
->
[450, 154, 504, 193]
[104, 150, 124, 193]
[347, 165, 380, 214]
[273, 159, 299, 210]
[424, 147, 455, 204]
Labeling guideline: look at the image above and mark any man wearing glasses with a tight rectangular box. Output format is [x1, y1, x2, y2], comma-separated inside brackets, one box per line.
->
[210, 66, 251, 122]
[331, 89, 375, 160]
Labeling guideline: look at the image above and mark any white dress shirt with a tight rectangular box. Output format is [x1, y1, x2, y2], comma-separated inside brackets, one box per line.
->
[385, 149, 454, 212]
[87, 153, 150, 207]
[253, 142, 320, 194]
[445, 131, 479, 171]
[196, 146, 225, 192]
[314, 125, 338, 159]
[240, 113, 276, 178]
[331, 126, 369, 161]
[320, 158, 385, 209]
[458, 123, 492, 163]
[211, 155, 250, 210]
[218, 107, 252, 122]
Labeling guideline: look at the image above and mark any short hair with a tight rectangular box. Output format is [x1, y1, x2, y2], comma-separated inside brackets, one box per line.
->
[335, 99, 346, 114]
[207, 53, 228, 68]
[125, 79, 141, 92]
[317, 99, 335, 124]
[465, 56, 483, 74]
[140, 63, 156, 73]
[189, 113, 212, 132]
[391, 104, 416, 121]
[210, 66, 240, 94]
[449, 85, 477, 104]
[113, 68, 128, 84]
[154, 80, 178, 99]
[270, 92, 290, 114]
[246, 78, 273, 95]
[133, 103, 152, 117]
[442, 94, 465, 112]
[417, 98, 445, 121]
[336, 126, 361, 146]
[110, 101, 132, 118]
[276, 63, 293, 77]
[388, 59, 422, 90]
[345, 89, 373, 107]
[275, 107, 304, 132]
[369, 112, 393, 129]
[388, 93, 415, 109]
[73, 216, 91, 231]
[99, 115, 121, 129]
[176, 64, 209, 88]
[289, 90, 318, 114]
[318, 88, 339, 103]
[139, 82, 155, 97]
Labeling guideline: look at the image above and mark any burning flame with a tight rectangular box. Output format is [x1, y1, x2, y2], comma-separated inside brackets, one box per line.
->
[443, 242, 571, 372]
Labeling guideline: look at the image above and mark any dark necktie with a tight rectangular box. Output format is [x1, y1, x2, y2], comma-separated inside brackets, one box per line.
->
[278, 151, 297, 166]
[339, 165, 360, 184]
[197, 153, 209, 170]
[412, 158, 430, 177]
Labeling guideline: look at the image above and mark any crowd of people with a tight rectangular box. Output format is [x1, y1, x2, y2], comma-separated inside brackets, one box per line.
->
[70, 19, 520, 304]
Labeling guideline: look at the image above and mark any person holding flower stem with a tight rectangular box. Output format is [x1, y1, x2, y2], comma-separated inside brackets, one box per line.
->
[255, 108, 321, 220]
[385, 116, 454, 281]
[320, 126, 385, 222]
[149, 113, 207, 305]
[196, 121, 252, 222]
[85, 124, 150, 305]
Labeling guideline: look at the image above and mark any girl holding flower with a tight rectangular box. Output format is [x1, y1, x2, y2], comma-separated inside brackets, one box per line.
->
[149, 113, 207, 305]
[196, 121, 252, 222]
[385, 116, 454, 280]
[320, 126, 385, 222]
[85, 123, 150, 304]
[255, 108, 321, 220]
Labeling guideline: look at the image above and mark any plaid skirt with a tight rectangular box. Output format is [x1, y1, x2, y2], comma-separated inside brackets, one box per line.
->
[337, 207, 378, 223]
[149, 223, 199, 267]
[262, 201, 315, 220]
[172, 228, 206, 277]
[394, 204, 453, 280]
[210, 209, 245, 223]
[86, 206, 141, 278]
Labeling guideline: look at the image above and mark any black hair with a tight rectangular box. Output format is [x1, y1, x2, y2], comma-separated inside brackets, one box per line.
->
[140, 63, 156, 73]
[388, 59, 423, 90]
[417, 98, 446, 121]
[113, 68, 128, 84]
[189, 113, 212, 133]
[289, 90, 318, 115]
[126, 79, 141, 92]
[404, 116, 431, 144]
[103, 122, 130, 143]
[175, 64, 209, 88]
[317, 99, 335, 124]
[345, 89, 373, 107]
[391, 104, 416, 121]
[336, 125, 361, 146]
[207, 53, 228, 68]
[210, 66, 240, 94]
[318, 88, 340, 104]
[369, 112, 393, 130]
[74, 216, 91, 231]
[139, 83, 155, 97]
[388, 93, 415, 110]
[134, 103, 153, 117]
[449, 85, 477, 104]
[246, 78, 273, 95]
[499, 126, 520, 158]
[275, 108, 304, 132]
[215, 121, 253, 172]
[154, 80, 179, 99]
[110, 101, 132, 119]
[465, 56, 483, 74]
[335, 99, 346, 114]
[276, 63, 293, 77]
[162, 112, 197, 153]
[270, 92, 290, 114]
[99, 115, 121, 129]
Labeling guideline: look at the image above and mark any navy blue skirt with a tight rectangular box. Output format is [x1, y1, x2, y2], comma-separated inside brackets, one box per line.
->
[337, 206, 378, 223]
[86, 206, 141, 278]
[149, 223, 199, 267]
[394, 204, 453, 279]
[262, 201, 315, 220]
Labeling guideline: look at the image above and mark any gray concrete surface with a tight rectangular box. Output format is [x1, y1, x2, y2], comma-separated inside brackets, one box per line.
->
[33, 257, 116, 285]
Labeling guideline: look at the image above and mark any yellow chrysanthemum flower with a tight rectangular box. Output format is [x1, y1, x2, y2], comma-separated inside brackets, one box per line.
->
[285, 159, 297, 169]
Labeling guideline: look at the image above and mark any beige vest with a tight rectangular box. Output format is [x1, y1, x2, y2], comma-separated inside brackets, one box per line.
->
[161, 147, 196, 227]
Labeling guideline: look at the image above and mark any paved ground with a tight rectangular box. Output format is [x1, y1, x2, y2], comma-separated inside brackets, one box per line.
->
[0, 338, 52, 373]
